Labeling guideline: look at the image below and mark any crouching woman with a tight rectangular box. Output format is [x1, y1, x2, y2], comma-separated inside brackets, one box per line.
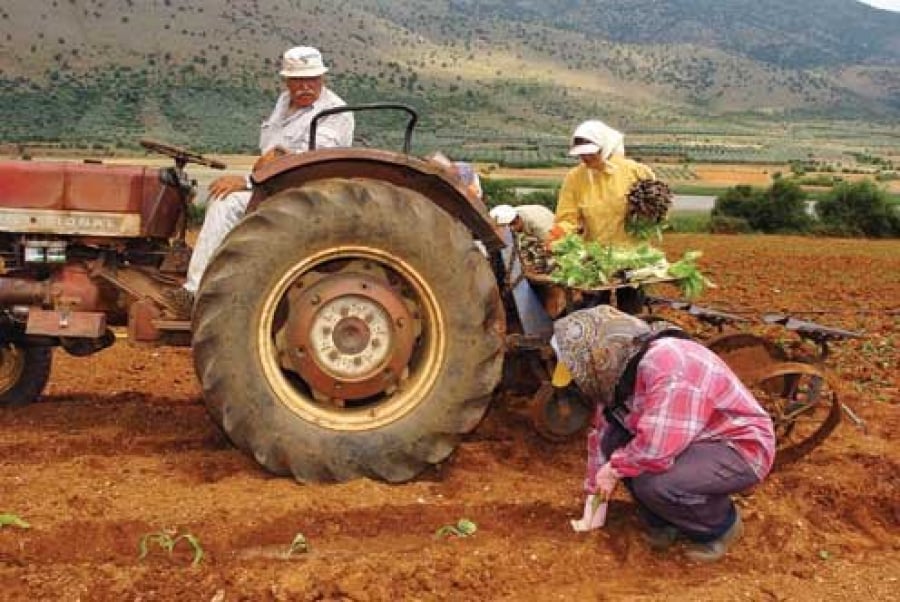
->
[551, 306, 775, 562]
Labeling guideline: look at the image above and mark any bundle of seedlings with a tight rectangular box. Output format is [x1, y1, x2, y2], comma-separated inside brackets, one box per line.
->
[626, 179, 673, 239]
[517, 232, 556, 274]
[548, 233, 711, 299]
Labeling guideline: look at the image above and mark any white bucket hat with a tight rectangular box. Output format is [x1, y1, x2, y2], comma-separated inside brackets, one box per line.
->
[489, 204, 518, 226]
[279, 46, 329, 78]
[568, 120, 625, 160]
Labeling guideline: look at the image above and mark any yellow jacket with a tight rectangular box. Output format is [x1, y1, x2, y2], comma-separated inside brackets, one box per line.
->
[555, 155, 655, 245]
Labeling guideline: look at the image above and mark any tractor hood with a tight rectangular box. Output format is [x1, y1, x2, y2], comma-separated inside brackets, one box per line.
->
[0, 160, 182, 238]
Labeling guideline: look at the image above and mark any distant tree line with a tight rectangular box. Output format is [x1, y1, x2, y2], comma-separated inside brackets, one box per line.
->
[481, 177, 900, 239]
[711, 180, 900, 238]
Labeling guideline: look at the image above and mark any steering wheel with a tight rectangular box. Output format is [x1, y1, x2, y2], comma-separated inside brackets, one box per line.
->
[139, 138, 227, 170]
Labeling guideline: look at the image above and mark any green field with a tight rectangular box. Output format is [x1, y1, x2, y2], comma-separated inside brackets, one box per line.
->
[668, 211, 713, 233]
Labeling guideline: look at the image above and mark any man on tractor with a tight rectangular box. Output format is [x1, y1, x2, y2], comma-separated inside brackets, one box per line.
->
[165, 45, 354, 318]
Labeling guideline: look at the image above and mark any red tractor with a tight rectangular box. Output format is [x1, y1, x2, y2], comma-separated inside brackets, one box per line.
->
[0, 106, 513, 482]
[0, 106, 851, 481]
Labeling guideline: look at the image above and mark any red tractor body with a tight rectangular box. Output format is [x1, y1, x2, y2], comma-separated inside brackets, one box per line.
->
[0, 148, 201, 366]
[0, 129, 511, 483]
[0, 161, 182, 238]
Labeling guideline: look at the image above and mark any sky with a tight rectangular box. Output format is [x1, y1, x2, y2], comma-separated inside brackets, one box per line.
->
[858, 0, 900, 10]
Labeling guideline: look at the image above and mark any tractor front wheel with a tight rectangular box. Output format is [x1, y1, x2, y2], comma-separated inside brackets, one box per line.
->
[0, 344, 52, 407]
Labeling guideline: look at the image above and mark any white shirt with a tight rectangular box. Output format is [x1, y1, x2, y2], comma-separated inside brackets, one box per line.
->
[515, 204, 556, 240]
[259, 87, 354, 153]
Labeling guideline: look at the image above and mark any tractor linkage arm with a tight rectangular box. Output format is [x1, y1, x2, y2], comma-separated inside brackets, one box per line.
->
[644, 296, 750, 331]
[760, 313, 863, 359]
[645, 296, 863, 359]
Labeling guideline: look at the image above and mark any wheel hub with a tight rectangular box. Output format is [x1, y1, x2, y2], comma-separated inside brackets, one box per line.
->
[284, 273, 416, 400]
[331, 316, 372, 355]
[308, 296, 393, 379]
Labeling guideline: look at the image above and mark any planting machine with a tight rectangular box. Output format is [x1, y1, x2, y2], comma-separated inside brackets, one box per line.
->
[0, 105, 860, 482]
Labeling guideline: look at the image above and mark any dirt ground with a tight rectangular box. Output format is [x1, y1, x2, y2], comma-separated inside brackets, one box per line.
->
[690, 164, 780, 187]
[1, 234, 898, 601]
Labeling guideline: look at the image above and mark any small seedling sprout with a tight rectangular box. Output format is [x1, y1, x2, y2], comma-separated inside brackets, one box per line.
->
[0, 514, 30, 529]
[138, 528, 204, 566]
[435, 518, 478, 539]
[287, 532, 310, 557]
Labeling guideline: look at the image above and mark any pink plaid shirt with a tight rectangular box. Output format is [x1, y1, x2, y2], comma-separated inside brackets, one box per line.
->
[585, 338, 775, 491]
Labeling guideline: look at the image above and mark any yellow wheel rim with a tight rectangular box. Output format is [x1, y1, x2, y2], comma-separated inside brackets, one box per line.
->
[0, 345, 26, 396]
[258, 246, 446, 432]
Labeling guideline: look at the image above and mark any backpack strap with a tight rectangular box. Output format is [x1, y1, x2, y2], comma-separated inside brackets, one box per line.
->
[603, 329, 694, 435]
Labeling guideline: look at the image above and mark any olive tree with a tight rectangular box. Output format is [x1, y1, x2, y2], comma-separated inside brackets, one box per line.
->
[816, 180, 900, 238]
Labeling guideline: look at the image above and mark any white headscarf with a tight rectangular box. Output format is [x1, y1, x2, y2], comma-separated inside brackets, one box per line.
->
[568, 120, 625, 161]
[489, 204, 518, 226]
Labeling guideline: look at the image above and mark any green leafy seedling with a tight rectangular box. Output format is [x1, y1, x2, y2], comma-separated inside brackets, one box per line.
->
[0, 514, 30, 529]
[138, 528, 204, 567]
[287, 532, 310, 557]
[435, 518, 478, 539]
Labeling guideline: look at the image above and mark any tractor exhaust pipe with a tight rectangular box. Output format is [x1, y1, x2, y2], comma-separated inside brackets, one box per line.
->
[0, 278, 52, 306]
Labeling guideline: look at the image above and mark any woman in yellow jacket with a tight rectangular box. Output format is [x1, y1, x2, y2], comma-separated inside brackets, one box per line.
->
[555, 120, 654, 245]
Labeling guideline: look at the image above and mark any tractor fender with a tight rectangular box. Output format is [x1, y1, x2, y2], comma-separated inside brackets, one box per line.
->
[247, 148, 504, 252]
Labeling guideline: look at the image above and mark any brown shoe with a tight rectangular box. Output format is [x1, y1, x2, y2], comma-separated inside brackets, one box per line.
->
[162, 287, 195, 320]
[684, 511, 744, 563]
[642, 525, 680, 551]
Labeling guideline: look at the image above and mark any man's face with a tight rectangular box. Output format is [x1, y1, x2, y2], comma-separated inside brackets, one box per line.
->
[284, 76, 324, 108]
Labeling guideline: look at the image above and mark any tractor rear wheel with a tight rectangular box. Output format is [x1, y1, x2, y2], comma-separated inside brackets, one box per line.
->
[192, 179, 504, 482]
[0, 344, 52, 407]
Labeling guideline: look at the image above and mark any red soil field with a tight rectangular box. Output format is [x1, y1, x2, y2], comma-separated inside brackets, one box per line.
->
[1, 234, 898, 600]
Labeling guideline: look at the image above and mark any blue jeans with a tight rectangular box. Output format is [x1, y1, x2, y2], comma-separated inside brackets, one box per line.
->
[601, 423, 760, 542]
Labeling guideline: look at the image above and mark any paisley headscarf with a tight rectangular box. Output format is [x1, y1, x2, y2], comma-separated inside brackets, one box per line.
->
[551, 305, 659, 405]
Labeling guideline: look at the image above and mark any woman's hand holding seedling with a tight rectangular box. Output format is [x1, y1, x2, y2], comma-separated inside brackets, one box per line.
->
[593, 462, 620, 498]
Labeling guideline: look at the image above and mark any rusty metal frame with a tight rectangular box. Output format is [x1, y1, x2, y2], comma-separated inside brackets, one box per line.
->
[283, 272, 416, 401]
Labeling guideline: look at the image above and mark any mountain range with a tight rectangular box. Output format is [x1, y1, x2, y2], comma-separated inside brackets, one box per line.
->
[0, 0, 897, 152]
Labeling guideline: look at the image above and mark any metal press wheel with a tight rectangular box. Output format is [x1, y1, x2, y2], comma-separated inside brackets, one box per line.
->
[707, 332, 787, 382]
[748, 361, 842, 466]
